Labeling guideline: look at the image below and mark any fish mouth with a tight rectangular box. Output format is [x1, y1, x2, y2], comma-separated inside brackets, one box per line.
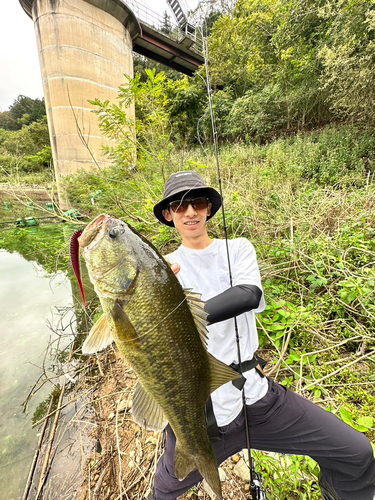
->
[79, 214, 113, 251]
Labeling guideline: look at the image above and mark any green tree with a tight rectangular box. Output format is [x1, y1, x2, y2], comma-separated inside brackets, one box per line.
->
[166, 76, 207, 144]
[318, 0, 375, 123]
[161, 11, 173, 34]
[0, 111, 17, 131]
[0, 95, 46, 131]
[208, 0, 279, 96]
[271, 0, 331, 129]
[202, 9, 222, 37]
[90, 69, 177, 180]
[206, 0, 334, 139]
[0, 115, 51, 173]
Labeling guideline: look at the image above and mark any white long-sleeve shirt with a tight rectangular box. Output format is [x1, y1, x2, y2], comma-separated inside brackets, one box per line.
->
[167, 238, 268, 426]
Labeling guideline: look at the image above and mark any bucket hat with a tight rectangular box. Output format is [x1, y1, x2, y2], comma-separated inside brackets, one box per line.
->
[153, 171, 222, 227]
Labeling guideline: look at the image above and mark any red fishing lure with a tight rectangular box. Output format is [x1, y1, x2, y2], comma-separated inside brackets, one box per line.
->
[70, 229, 86, 306]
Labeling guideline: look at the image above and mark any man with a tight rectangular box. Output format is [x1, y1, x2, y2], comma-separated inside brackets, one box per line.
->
[148, 170, 375, 500]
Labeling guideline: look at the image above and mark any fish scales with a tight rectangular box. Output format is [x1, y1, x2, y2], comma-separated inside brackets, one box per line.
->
[77, 214, 240, 498]
[107, 246, 210, 449]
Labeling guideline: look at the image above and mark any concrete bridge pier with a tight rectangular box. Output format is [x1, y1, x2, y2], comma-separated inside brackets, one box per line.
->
[20, 0, 140, 209]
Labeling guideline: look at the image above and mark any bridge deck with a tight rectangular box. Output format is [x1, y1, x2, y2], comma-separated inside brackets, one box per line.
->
[135, 21, 204, 75]
[20, 0, 204, 76]
[124, 0, 204, 75]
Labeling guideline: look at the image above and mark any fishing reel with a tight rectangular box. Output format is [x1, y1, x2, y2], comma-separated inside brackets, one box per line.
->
[249, 458, 267, 500]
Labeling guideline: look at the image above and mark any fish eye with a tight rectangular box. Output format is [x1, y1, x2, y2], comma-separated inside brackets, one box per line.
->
[109, 228, 120, 239]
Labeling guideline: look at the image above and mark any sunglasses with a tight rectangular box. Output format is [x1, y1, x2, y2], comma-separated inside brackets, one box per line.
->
[168, 197, 209, 213]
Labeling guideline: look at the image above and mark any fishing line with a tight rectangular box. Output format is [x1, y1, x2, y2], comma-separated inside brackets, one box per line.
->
[86, 295, 200, 347]
[76, 216, 208, 344]
[115, 294, 193, 344]
[0, 453, 36, 472]
[82, 292, 194, 347]
[196, 18, 266, 500]
[166, 185, 209, 294]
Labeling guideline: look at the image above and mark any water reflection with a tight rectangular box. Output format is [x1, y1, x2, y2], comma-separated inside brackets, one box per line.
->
[0, 247, 74, 500]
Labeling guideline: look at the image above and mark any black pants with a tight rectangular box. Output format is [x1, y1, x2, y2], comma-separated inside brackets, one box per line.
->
[153, 378, 375, 499]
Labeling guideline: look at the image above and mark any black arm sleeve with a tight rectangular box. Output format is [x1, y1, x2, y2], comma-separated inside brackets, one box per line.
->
[204, 284, 262, 325]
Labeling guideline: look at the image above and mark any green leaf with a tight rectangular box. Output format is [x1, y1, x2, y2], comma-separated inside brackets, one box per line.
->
[269, 324, 285, 331]
[357, 416, 373, 429]
[339, 407, 354, 426]
[352, 424, 370, 433]
[277, 308, 290, 318]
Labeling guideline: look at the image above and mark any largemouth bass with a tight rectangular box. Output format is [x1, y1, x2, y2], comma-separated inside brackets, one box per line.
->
[71, 214, 240, 498]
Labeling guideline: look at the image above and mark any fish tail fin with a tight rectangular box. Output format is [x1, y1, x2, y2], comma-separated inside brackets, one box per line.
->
[174, 442, 222, 499]
[195, 452, 222, 499]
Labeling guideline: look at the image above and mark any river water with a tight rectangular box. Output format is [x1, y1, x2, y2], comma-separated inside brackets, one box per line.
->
[0, 227, 76, 500]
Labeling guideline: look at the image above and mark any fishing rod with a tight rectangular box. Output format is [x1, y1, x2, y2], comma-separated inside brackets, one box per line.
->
[199, 29, 267, 500]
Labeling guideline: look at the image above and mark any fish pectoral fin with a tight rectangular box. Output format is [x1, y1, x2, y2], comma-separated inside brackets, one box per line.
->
[131, 381, 168, 432]
[82, 314, 114, 354]
[208, 353, 241, 393]
[109, 300, 138, 342]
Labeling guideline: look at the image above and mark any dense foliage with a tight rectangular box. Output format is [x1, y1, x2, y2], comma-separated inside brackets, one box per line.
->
[88, 0, 375, 149]
[0, 97, 52, 183]
[123, 0, 375, 144]
[206, 0, 375, 140]
[0, 95, 46, 131]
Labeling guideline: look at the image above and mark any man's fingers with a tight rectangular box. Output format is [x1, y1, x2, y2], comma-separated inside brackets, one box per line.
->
[171, 263, 181, 275]
[163, 257, 181, 275]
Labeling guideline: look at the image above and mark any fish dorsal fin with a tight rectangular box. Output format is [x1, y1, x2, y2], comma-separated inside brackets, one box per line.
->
[184, 289, 209, 345]
[131, 381, 168, 432]
[82, 314, 114, 354]
[183, 289, 240, 392]
[208, 352, 241, 393]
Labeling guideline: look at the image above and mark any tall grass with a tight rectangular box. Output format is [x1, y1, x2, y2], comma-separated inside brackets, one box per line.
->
[56, 124, 375, 497]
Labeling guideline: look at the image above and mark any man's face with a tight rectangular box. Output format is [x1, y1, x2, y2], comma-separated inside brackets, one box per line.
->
[162, 197, 212, 240]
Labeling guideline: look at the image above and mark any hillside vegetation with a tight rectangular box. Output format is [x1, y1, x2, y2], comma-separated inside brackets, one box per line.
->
[2, 119, 373, 497]
[64, 121, 375, 497]
[0, 96, 52, 184]
[0, 0, 375, 496]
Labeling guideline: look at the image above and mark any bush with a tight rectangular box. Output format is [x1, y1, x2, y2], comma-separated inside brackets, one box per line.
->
[227, 84, 288, 142]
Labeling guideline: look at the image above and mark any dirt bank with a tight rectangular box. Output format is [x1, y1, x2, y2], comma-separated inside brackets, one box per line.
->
[0, 184, 57, 204]
[40, 347, 252, 500]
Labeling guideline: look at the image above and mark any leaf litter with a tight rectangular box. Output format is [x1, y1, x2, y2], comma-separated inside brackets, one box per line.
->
[31, 341, 254, 500]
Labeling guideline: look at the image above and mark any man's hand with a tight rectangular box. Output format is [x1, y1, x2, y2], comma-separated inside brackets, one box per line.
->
[164, 257, 181, 275]
[170, 263, 181, 275]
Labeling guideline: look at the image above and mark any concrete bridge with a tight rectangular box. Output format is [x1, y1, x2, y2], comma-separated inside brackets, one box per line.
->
[19, 0, 204, 208]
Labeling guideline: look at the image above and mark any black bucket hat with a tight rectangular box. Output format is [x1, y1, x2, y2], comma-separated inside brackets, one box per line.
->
[153, 171, 222, 227]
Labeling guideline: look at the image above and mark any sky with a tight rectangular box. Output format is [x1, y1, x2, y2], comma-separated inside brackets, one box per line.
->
[0, 2, 43, 111]
[0, 0, 196, 112]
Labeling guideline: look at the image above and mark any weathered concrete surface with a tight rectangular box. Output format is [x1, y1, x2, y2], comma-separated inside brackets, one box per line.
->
[20, 0, 140, 208]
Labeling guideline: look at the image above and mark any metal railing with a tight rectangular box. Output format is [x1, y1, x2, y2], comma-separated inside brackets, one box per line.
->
[120, 0, 203, 53]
